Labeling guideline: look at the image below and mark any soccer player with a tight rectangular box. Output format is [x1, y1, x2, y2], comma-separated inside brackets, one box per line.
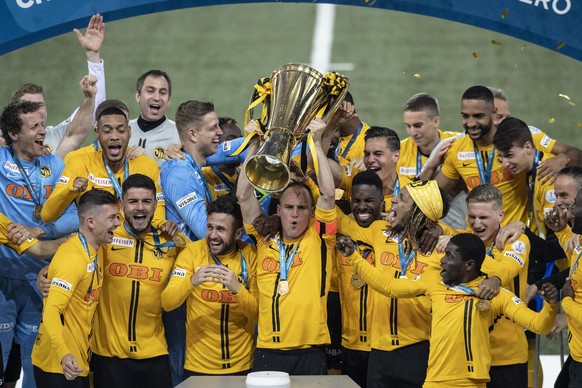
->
[0, 100, 79, 388]
[336, 92, 370, 162]
[7, 14, 107, 159]
[40, 100, 170, 232]
[128, 70, 179, 166]
[338, 232, 558, 388]
[32, 189, 120, 387]
[237, 117, 336, 374]
[162, 195, 257, 376]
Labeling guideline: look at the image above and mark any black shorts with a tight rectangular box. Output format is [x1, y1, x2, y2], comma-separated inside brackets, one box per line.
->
[252, 347, 328, 375]
[33, 366, 90, 388]
[326, 292, 342, 370]
[341, 347, 369, 388]
[487, 363, 527, 388]
[4, 341, 21, 382]
[569, 358, 582, 388]
[183, 368, 250, 377]
[91, 353, 172, 388]
[367, 341, 429, 388]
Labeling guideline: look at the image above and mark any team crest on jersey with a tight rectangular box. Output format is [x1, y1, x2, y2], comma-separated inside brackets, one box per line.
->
[511, 241, 526, 254]
[111, 237, 134, 247]
[58, 176, 70, 185]
[222, 140, 232, 152]
[153, 248, 163, 259]
[153, 146, 165, 159]
[177, 192, 197, 209]
[505, 251, 524, 266]
[172, 268, 187, 278]
[512, 296, 523, 305]
[51, 278, 72, 292]
[40, 166, 51, 178]
[545, 190, 556, 203]
[399, 167, 416, 176]
[457, 151, 476, 160]
[88, 174, 112, 186]
[540, 135, 552, 148]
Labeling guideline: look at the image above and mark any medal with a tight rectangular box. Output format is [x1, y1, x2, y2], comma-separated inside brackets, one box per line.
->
[475, 299, 491, 311]
[34, 204, 42, 219]
[277, 280, 289, 295]
[173, 232, 188, 247]
[351, 272, 366, 289]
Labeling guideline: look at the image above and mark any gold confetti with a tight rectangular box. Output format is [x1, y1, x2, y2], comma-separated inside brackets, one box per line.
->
[491, 40, 502, 46]
[521, 45, 527, 50]
[559, 93, 572, 101]
[548, 117, 556, 124]
[556, 42, 566, 50]
[414, 73, 421, 78]
[472, 52, 479, 60]
[501, 8, 509, 19]
[569, 101, 577, 107]
[577, 122, 582, 127]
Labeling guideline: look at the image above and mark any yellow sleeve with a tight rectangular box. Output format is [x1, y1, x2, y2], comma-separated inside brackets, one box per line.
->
[315, 206, 337, 236]
[532, 131, 556, 154]
[161, 245, 196, 312]
[147, 158, 167, 230]
[497, 289, 557, 335]
[555, 226, 575, 254]
[343, 249, 428, 298]
[0, 213, 38, 254]
[562, 297, 582, 325]
[481, 237, 528, 285]
[41, 163, 82, 222]
[43, 254, 84, 362]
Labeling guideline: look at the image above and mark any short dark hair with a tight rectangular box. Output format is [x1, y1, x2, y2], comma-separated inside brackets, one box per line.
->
[218, 117, 238, 127]
[122, 174, 156, 199]
[78, 189, 119, 219]
[450, 233, 486, 272]
[352, 170, 383, 193]
[0, 100, 43, 145]
[364, 126, 400, 152]
[493, 117, 533, 153]
[136, 69, 172, 96]
[207, 194, 243, 230]
[11, 83, 44, 102]
[280, 181, 315, 209]
[557, 166, 582, 188]
[344, 91, 354, 105]
[461, 85, 494, 108]
[175, 100, 215, 134]
[403, 93, 440, 118]
[96, 99, 129, 121]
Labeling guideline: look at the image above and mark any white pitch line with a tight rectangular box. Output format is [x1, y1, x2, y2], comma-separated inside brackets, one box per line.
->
[310, 4, 336, 74]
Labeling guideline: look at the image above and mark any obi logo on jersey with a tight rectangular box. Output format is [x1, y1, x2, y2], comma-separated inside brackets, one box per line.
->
[261, 251, 303, 273]
[465, 169, 512, 189]
[378, 251, 428, 276]
[108, 263, 164, 282]
[200, 289, 238, 304]
[5, 183, 53, 199]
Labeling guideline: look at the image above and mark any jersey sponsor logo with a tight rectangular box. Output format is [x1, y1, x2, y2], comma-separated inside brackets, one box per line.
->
[200, 289, 238, 304]
[5, 183, 53, 200]
[51, 278, 72, 292]
[153, 146, 165, 159]
[444, 294, 475, 303]
[40, 166, 51, 178]
[262, 251, 303, 273]
[504, 251, 524, 266]
[108, 263, 164, 282]
[528, 125, 542, 135]
[457, 151, 475, 160]
[512, 296, 523, 305]
[574, 244, 582, 255]
[511, 241, 526, 254]
[214, 183, 230, 192]
[399, 166, 416, 176]
[343, 164, 352, 177]
[222, 140, 232, 152]
[545, 190, 556, 203]
[378, 251, 428, 276]
[87, 262, 95, 272]
[88, 174, 113, 187]
[465, 169, 512, 189]
[58, 176, 70, 185]
[0, 322, 15, 332]
[540, 135, 552, 148]
[111, 237, 134, 247]
[176, 192, 197, 209]
[4, 161, 20, 174]
[156, 192, 165, 201]
[172, 268, 187, 278]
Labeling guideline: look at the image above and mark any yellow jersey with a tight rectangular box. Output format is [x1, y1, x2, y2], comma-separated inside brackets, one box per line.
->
[202, 166, 239, 201]
[338, 122, 370, 162]
[0, 212, 38, 253]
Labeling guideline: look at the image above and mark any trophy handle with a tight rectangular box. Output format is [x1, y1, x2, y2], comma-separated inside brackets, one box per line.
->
[244, 77, 271, 131]
[319, 73, 350, 123]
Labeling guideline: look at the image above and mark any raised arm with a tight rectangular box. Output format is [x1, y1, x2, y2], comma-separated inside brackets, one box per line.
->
[236, 122, 263, 225]
[309, 118, 335, 211]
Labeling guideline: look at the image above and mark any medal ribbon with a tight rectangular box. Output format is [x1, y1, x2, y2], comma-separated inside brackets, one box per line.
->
[208, 244, 249, 289]
[123, 223, 176, 254]
[394, 176, 400, 197]
[78, 232, 99, 298]
[10, 150, 42, 208]
[473, 144, 495, 184]
[398, 235, 416, 276]
[183, 151, 213, 204]
[526, 150, 543, 234]
[486, 241, 495, 257]
[571, 251, 582, 276]
[279, 239, 300, 282]
[103, 154, 129, 199]
[339, 123, 363, 158]
[446, 283, 476, 295]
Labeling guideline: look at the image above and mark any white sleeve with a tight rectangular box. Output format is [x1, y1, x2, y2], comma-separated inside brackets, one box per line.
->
[88, 59, 106, 122]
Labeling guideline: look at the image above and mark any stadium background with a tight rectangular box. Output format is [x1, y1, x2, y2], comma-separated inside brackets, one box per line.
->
[0, 1, 578, 382]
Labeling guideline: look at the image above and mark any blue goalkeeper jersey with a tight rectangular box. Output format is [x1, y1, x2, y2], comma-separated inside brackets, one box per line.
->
[0, 148, 79, 279]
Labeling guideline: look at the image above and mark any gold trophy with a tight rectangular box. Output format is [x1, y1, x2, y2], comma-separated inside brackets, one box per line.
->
[245, 64, 348, 192]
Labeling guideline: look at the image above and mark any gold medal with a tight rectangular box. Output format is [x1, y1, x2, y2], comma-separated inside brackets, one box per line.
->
[34, 204, 42, 219]
[351, 272, 366, 289]
[475, 299, 491, 311]
[277, 280, 290, 296]
[173, 232, 188, 247]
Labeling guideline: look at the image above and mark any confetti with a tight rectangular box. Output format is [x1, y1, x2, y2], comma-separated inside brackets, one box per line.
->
[559, 93, 571, 101]
[520, 45, 527, 50]
[556, 42, 566, 50]
[577, 122, 582, 127]
[569, 101, 577, 107]
[548, 117, 556, 124]
[414, 73, 421, 78]
[491, 40, 502, 46]
[472, 52, 479, 60]
[501, 8, 509, 19]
